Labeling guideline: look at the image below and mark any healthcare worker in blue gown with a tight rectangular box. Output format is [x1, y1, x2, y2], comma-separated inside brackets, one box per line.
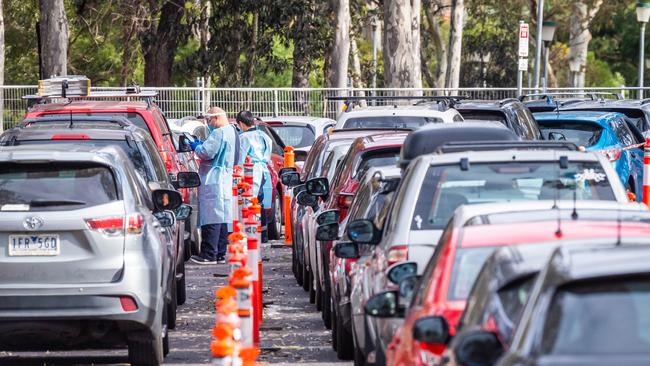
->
[236, 110, 272, 243]
[189, 107, 240, 264]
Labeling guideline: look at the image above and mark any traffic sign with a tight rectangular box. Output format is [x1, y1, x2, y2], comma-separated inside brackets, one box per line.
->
[518, 58, 528, 71]
[518, 22, 529, 58]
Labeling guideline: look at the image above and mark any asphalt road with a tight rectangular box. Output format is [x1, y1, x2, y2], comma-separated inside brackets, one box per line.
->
[0, 240, 351, 366]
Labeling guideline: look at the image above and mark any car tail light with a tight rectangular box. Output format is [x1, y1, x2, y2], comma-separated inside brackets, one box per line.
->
[85, 214, 143, 236]
[387, 245, 408, 266]
[337, 193, 354, 220]
[51, 134, 91, 140]
[120, 296, 138, 312]
[160, 151, 174, 172]
[604, 150, 621, 161]
[415, 341, 443, 366]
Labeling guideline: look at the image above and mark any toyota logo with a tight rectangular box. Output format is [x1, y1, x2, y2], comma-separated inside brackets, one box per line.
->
[23, 216, 44, 231]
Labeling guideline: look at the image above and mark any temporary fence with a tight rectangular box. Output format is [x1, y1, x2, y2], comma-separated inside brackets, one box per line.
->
[2, 84, 649, 130]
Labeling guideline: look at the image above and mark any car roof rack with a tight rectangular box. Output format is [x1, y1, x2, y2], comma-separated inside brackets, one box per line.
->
[20, 115, 133, 128]
[23, 89, 159, 109]
[435, 141, 579, 154]
[519, 92, 622, 102]
[325, 95, 469, 113]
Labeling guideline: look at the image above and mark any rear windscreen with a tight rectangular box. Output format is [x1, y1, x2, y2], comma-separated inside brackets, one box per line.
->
[272, 126, 316, 148]
[343, 116, 442, 129]
[16, 139, 154, 182]
[68, 112, 151, 135]
[538, 121, 603, 147]
[459, 111, 508, 125]
[354, 150, 401, 179]
[0, 163, 118, 211]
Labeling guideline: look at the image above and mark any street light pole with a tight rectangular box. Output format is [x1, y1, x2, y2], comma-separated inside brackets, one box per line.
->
[637, 1, 650, 99]
[541, 21, 556, 93]
[533, 0, 544, 91]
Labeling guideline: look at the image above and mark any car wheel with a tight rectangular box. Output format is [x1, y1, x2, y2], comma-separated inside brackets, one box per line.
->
[128, 330, 164, 366]
[353, 329, 366, 366]
[303, 264, 310, 292]
[331, 302, 338, 351]
[167, 275, 177, 330]
[267, 188, 282, 240]
[295, 246, 304, 286]
[309, 270, 316, 304]
[336, 305, 354, 360]
[162, 304, 170, 357]
[176, 258, 187, 306]
[292, 239, 298, 278]
[183, 220, 192, 261]
[323, 283, 332, 329]
[316, 277, 323, 311]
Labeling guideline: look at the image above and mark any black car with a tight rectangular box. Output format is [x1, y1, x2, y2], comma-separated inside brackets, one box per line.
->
[444, 244, 650, 366]
[0, 115, 200, 328]
[454, 99, 541, 140]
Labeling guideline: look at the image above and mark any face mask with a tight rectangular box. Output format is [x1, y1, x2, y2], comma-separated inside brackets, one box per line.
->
[208, 124, 216, 133]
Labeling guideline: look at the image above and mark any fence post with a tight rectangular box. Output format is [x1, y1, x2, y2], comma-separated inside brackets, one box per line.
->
[273, 89, 279, 117]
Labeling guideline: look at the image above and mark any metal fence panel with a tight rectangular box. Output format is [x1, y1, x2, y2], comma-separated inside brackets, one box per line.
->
[0, 85, 646, 131]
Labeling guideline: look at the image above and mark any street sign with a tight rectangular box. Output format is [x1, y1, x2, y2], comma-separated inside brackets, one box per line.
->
[518, 58, 529, 71]
[518, 22, 529, 58]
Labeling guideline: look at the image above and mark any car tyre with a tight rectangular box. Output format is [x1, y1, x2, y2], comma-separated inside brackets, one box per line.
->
[336, 305, 354, 360]
[162, 303, 170, 357]
[331, 301, 338, 351]
[322, 283, 332, 329]
[267, 188, 282, 240]
[309, 270, 316, 304]
[316, 277, 323, 311]
[176, 258, 187, 306]
[128, 330, 164, 366]
[354, 340, 366, 366]
[167, 275, 177, 330]
[183, 220, 192, 261]
[302, 262, 310, 292]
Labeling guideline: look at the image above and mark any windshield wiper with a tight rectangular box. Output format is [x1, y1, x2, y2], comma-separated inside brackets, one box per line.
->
[29, 199, 86, 207]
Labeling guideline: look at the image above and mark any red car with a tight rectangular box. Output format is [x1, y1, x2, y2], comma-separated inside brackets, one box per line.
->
[387, 212, 650, 366]
[24, 97, 200, 253]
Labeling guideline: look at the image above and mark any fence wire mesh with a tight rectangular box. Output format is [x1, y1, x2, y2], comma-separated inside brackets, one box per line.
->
[0, 85, 645, 131]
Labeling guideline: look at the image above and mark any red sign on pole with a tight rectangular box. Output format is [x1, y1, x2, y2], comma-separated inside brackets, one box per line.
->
[518, 22, 529, 58]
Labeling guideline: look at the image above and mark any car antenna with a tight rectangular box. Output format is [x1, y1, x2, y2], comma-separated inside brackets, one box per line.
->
[616, 204, 622, 246]
[571, 180, 578, 220]
[69, 110, 73, 129]
[553, 150, 562, 238]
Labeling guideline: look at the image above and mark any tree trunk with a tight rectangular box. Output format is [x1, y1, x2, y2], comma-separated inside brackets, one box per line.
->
[350, 30, 364, 89]
[411, 0, 422, 89]
[568, 0, 603, 88]
[245, 12, 259, 86]
[325, 0, 350, 88]
[141, 1, 185, 87]
[120, 0, 142, 86]
[39, 0, 68, 78]
[383, 0, 420, 88]
[445, 0, 464, 89]
[0, 0, 4, 132]
[424, 0, 447, 88]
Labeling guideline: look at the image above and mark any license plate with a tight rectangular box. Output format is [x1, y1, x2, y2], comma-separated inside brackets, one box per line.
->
[8, 234, 60, 256]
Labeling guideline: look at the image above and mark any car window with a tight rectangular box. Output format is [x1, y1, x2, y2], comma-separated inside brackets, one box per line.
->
[353, 149, 401, 179]
[541, 276, 650, 355]
[514, 106, 539, 139]
[347, 182, 372, 221]
[413, 218, 454, 307]
[259, 124, 284, 155]
[138, 137, 170, 182]
[272, 125, 316, 148]
[612, 118, 635, 146]
[76, 112, 151, 135]
[374, 190, 396, 230]
[0, 162, 118, 211]
[411, 161, 616, 231]
[492, 274, 536, 344]
[448, 247, 496, 301]
[301, 135, 325, 180]
[343, 116, 442, 129]
[15, 139, 154, 182]
[459, 111, 508, 126]
[152, 110, 170, 134]
[537, 121, 604, 147]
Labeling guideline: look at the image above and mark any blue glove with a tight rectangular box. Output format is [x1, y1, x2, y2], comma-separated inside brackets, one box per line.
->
[190, 139, 203, 151]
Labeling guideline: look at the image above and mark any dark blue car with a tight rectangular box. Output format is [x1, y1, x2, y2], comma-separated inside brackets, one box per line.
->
[535, 111, 644, 201]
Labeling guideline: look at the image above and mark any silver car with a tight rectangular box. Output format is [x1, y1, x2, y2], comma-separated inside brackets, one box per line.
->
[0, 145, 183, 366]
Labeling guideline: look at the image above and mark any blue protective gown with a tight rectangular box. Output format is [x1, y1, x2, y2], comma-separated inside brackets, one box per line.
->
[195, 124, 238, 226]
[239, 128, 273, 207]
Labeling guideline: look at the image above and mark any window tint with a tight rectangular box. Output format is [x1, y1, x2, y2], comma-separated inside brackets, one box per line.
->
[0, 163, 118, 211]
[612, 118, 635, 146]
[447, 247, 496, 300]
[541, 276, 650, 355]
[76, 112, 151, 135]
[492, 275, 536, 343]
[538, 121, 603, 147]
[413, 218, 454, 307]
[259, 125, 284, 155]
[343, 116, 443, 129]
[272, 125, 316, 148]
[459, 111, 507, 125]
[354, 149, 401, 179]
[411, 162, 616, 230]
[139, 138, 170, 182]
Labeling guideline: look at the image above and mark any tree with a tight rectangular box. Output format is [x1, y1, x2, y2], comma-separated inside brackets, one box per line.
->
[422, 0, 447, 88]
[38, 0, 68, 78]
[383, 0, 420, 88]
[325, 0, 350, 88]
[445, 0, 463, 89]
[568, 0, 603, 88]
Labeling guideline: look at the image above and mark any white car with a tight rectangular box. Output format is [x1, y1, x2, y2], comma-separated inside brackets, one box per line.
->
[334, 104, 463, 130]
[259, 116, 336, 168]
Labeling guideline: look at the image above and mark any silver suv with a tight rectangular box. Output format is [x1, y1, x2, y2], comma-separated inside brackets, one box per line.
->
[0, 145, 183, 366]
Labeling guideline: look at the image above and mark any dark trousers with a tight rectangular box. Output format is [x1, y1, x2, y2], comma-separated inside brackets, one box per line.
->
[200, 223, 228, 260]
[259, 175, 268, 242]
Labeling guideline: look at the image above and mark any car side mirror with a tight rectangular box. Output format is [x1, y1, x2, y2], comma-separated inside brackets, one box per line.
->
[152, 189, 183, 212]
[293, 184, 306, 196]
[305, 177, 329, 197]
[296, 191, 318, 207]
[387, 261, 418, 285]
[365, 290, 403, 318]
[154, 210, 175, 228]
[316, 209, 339, 225]
[175, 204, 192, 221]
[453, 330, 504, 366]
[548, 131, 567, 141]
[278, 167, 297, 178]
[175, 171, 201, 188]
[281, 171, 302, 187]
[398, 274, 420, 305]
[333, 242, 360, 259]
[177, 133, 192, 153]
[413, 316, 450, 345]
[316, 222, 339, 241]
[347, 219, 381, 244]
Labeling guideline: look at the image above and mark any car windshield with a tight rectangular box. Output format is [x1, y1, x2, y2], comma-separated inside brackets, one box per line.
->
[72, 112, 151, 135]
[459, 111, 507, 125]
[343, 116, 442, 129]
[0, 162, 118, 211]
[537, 121, 603, 147]
[354, 150, 401, 179]
[272, 125, 316, 148]
[493, 274, 536, 343]
[411, 161, 616, 230]
[15, 139, 154, 182]
[541, 276, 650, 355]
[448, 247, 496, 301]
